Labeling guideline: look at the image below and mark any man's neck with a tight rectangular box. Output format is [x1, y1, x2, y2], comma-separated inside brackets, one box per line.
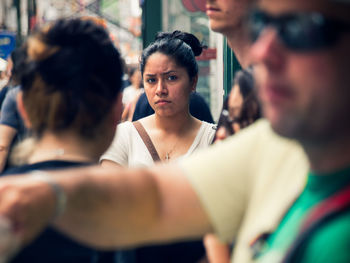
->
[225, 28, 251, 68]
[303, 136, 350, 174]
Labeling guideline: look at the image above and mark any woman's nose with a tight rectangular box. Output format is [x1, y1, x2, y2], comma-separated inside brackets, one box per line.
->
[156, 79, 167, 95]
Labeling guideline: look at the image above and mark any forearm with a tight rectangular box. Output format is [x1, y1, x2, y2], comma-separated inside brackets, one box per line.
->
[0, 124, 17, 172]
[0, 164, 212, 251]
[0, 147, 9, 173]
[52, 165, 161, 248]
[53, 164, 212, 248]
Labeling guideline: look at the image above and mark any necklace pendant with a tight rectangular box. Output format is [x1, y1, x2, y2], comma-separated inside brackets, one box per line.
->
[165, 152, 170, 161]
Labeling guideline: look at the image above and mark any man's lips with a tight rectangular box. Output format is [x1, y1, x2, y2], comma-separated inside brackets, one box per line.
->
[206, 5, 221, 16]
[261, 83, 294, 105]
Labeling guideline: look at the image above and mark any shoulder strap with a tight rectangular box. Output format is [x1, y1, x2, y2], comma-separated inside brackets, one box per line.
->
[283, 183, 350, 263]
[132, 121, 161, 162]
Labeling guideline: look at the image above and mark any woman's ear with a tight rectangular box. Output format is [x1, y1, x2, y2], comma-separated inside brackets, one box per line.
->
[16, 91, 32, 128]
[190, 75, 198, 93]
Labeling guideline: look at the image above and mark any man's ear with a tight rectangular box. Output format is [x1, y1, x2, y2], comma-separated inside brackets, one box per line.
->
[16, 91, 32, 128]
[191, 75, 198, 93]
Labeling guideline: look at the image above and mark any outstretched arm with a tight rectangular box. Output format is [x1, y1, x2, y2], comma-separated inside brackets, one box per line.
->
[0, 124, 17, 172]
[0, 164, 212, 250]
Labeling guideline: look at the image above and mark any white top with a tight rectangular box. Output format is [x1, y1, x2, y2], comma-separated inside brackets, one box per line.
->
[100, 121, 216, 167]
[122, 85, 143, 105]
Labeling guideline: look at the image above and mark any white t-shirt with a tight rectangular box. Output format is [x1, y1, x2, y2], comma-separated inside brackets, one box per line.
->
[122, 86, 143, 105]
[179, 119, 309, 263]
[100, 121, 216, 167]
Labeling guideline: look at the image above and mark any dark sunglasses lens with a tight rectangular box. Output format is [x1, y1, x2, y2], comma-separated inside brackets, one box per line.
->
[282, 13, 336, 51]
[249, 11, 269, 42]
[249, 11, 341, 51]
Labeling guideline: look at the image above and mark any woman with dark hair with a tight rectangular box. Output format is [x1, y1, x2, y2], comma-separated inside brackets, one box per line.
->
[100, 31, 215, 262]
[214, 68, 261, 141]
[101, 31, 215, 166]
[0, 18, 123, 263]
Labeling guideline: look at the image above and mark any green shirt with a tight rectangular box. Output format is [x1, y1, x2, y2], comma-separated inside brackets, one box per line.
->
[257, 166, 350, 263]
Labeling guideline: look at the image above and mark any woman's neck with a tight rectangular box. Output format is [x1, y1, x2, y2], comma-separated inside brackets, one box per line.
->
[27, 133, 99, 164]
[153, 111, 197, 135]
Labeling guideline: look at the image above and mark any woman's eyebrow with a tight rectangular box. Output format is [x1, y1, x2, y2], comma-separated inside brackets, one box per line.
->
[145, 70, 177, 77]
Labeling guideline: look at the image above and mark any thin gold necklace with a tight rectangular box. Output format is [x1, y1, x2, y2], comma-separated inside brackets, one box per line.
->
[162, 121, 192, 161]
[165, 144, 177, 161]
[164, 131, 184, 161]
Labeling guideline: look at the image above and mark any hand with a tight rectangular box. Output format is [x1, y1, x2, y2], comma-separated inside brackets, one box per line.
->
[0, 176, 56, 258]
[0, 216, 19, 263]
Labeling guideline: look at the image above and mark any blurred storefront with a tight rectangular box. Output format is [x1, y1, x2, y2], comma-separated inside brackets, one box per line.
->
[0, 0, 142, 65]
[0, 0, 241, 120]
[161, 0, 224, 120]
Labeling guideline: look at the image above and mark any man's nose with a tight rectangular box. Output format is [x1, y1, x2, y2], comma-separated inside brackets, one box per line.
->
[249, 27, 286, 72]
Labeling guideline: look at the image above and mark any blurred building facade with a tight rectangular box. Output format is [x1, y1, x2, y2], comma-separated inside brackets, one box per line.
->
[0, 0, 142, 64]
[0, 0, 239, 121]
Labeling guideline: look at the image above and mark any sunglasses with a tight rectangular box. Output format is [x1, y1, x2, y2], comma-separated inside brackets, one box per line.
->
[248, 9, 350, 51]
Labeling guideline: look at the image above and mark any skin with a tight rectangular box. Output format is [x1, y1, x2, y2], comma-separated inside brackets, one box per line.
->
[0, 0, 349, 261]
[206, 0, 255, 67]
[143, 52, 196, 118]
[228, 84, 243, 119]
[0, 125, 17, 172]
[103, 52, 202, 166]
[16, 91, 123, 164]
[251, 0, 350, 172]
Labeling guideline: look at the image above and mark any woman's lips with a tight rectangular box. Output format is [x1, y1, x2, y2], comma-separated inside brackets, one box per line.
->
[155, 100, 171, 105]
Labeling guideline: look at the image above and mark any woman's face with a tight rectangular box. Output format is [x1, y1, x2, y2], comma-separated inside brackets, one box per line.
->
[143, 52, 196, 117]
[228, 84, 243, 119]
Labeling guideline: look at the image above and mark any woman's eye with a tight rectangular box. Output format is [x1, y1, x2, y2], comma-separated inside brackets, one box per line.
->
[146, 78, 156, 84]
[168, 75, 177, 81]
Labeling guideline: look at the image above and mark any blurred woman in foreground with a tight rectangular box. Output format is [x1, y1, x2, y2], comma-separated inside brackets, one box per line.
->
[1, 18, 123, 263]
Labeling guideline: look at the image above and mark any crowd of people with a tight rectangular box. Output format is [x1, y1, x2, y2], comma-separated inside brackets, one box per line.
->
[0, 0, 350, 263]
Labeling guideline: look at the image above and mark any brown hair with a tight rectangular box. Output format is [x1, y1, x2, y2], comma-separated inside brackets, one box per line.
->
[18, 18, 123, 139]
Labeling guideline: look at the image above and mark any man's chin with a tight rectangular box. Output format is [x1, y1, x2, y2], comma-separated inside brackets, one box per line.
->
[209, 22, 235, 35]
[267, 113, 296, 139]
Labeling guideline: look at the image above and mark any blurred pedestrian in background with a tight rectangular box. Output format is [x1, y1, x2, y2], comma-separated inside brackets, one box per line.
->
[0, 49, 29, 173]
[121, 67, 144, 122]
[214, 68, 260, 141]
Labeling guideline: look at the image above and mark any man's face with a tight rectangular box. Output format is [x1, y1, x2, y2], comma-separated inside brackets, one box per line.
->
[206, 0, 253, 35]
[250, 0, 350, 144]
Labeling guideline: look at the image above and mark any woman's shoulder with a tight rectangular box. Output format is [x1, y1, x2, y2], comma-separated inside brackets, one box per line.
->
[201, 120, 217, 129]
[200, 121, 217, 136]
[116, 121, 137, 132]
[194, 121, 217, 146]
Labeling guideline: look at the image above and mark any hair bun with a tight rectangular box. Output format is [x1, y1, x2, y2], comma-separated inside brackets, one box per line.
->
[156, 30, 204, 57]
